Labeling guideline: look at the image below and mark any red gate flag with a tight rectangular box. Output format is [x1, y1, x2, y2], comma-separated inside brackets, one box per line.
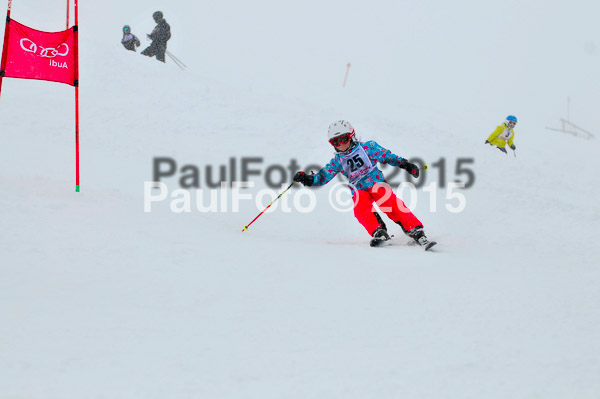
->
[1, 0, 81, 192]
[2, 19, 76, 86]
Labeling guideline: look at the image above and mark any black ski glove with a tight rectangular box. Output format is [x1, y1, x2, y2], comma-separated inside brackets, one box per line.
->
[294, 171, 314, 186]
[399, 159, 420, 178]
[510, 144, 516, 150]
[485, 140, 490, 145]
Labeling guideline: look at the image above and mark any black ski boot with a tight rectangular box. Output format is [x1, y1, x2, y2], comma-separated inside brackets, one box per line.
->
[407, 226, 437, 251]
[370, 227, 391, 247]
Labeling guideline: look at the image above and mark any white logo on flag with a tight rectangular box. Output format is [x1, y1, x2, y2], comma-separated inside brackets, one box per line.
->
[20, 38, 69, 58]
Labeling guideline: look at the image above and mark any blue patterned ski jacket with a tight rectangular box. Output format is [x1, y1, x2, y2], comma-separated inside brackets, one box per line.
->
[311, 140, 405, 192]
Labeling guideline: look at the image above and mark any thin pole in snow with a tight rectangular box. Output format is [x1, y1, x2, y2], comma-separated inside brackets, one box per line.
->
[0, 0, 13, 101]
[343, 62, 351, 88]
[66, 0, 70, 29]
[74, 0, 80, 192]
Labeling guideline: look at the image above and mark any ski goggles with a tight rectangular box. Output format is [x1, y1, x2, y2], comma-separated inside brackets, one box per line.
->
[329, 134, 352, 147]
[507, 121, 516, 128]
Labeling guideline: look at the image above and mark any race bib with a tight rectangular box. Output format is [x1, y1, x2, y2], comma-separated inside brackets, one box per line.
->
[500, 126, 514, 141]
[340, 144, 376, 186]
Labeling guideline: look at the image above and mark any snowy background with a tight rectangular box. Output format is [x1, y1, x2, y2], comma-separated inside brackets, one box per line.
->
[1, 0, 599, 398]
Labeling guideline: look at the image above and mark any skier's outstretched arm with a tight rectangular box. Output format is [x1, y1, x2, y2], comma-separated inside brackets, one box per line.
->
[294, 158, 341, 187]
[365, 140, 403, 166]
[486, 125, 503, 144]
[366, 141, 420, 177]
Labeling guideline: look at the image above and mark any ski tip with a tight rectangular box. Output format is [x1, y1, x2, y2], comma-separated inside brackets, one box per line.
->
[424, 241, 437, 251]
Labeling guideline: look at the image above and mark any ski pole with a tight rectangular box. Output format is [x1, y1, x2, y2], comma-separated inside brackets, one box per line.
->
[167, 51, 186, 70]
[166, 50, 187, 68]
[513, 149, 516, 158]
[242, 181, 295, 232]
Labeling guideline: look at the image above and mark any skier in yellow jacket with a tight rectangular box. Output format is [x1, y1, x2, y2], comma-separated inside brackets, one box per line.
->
[486, 115, 517, 154]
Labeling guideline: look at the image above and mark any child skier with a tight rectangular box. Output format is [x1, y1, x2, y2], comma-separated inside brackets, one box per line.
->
[121, 25, 140, 52]
[486, 115, 517, 154]
[293, 120, 436, 250]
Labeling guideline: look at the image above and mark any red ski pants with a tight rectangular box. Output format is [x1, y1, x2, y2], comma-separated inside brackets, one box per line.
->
[352, 183, 422, 235]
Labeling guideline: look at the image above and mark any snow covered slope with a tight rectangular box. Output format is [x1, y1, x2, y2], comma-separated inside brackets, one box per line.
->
[1, 0, 599, 398]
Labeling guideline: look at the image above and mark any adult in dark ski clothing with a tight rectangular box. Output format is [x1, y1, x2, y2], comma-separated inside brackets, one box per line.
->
[141, 11, 171, 63]
[121, 25, 140, 52]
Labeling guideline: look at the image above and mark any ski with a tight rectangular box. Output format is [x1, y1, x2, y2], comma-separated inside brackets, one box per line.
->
[370, 236, 391, 247]
[424, 241, 437, 251]
[369, 235, 437, 250]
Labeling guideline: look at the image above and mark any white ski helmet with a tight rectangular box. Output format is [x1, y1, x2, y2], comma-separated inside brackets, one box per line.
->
[327, 120, 355, 142]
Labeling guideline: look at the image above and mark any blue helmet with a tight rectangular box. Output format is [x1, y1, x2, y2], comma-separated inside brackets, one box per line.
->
[506, 115, 517, 125]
